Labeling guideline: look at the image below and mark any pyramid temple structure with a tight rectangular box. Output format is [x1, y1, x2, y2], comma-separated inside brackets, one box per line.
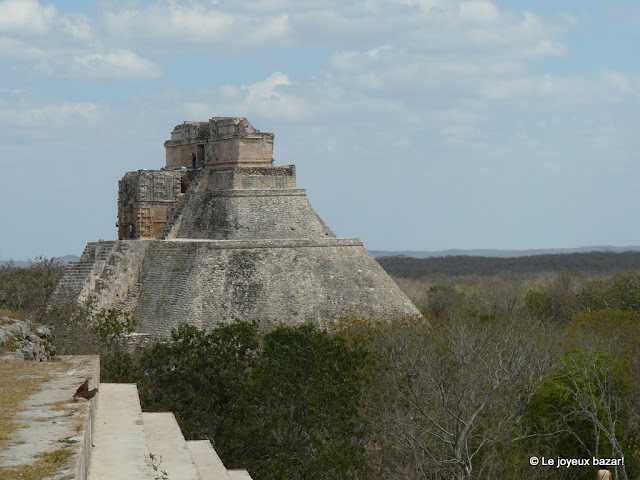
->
[52, 117, 420, 338]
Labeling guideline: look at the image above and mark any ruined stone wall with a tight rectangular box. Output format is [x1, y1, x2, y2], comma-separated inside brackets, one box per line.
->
[173, 190, 335, 240]
[209, 117, 257, 137]
[134, 239, 421, 338]
[118, 171, 182, 239]
[206, 166, 296, 190]
[118, 171, 182, 202]
[164, 118, 274, 168]
[132, 203, 176, 239]
[168, 121, 209, 143]
[165, 144, 197, 169]
[206, 137, 273, 167]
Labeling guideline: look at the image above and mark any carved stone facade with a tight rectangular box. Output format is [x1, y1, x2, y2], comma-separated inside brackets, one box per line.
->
[164, 117, 274, 169]
[53, 117, 420, 337]
[117, 171, 183, 240]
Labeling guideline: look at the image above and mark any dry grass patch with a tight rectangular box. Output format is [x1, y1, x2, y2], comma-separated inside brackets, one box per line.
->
[50, 399, 80, 411]
[0, 447, 74, 480]
[0, 360, 64, 453]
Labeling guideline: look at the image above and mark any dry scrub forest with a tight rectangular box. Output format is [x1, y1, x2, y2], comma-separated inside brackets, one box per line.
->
[2, 252, 640, 480]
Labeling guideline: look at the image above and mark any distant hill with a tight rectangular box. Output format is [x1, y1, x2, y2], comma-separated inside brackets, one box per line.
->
[369, 245, 640, 258]
[375, 250, 640, 278]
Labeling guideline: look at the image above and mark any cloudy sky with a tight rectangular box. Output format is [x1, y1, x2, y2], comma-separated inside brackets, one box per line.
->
[1, 0, 639, 260]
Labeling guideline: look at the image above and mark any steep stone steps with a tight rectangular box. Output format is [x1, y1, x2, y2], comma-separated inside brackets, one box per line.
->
[88, 384, 155, 479]
[49, 241, 117, 303]
[143, 412, 202, 480]
[187, 440, 231, 480]
[159, 168, 208, 239]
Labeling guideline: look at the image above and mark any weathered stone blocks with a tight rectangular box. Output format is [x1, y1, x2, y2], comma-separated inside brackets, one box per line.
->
[133, 240, 419, 337]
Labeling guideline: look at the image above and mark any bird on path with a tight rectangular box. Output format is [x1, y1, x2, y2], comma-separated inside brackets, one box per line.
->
[73, 379, 89, 398]
[77, 388, 99, 400]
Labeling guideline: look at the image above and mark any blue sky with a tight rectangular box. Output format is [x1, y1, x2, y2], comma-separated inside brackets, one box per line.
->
[2, 0, 640, 260]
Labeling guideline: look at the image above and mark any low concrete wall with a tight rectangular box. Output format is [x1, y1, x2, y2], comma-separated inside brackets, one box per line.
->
[74, 355, 100, 480]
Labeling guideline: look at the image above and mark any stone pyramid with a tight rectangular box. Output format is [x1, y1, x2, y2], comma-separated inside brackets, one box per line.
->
[53, 117, 420, 337]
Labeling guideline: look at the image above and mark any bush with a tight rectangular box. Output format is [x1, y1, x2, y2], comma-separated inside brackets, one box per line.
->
[0, 257, 64, 316]
[128, 321, 369, 480]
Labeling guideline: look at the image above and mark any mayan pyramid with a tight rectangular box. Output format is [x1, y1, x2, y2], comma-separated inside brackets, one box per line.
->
[52, 117, 420, 337]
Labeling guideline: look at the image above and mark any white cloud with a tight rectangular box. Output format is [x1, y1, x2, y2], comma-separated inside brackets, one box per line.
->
[103, 2, 290, 47]
[482, 77, 547, 100]
[237, 72, 309, 119]
[0, 99, 105, 134]
[57, 13, 92, 41]
[183, 102, 215, 120]
[602, 71, 635, 95]
[0, 0, 56, 35]
[523, 40, 567, 58]
[0, 88, 25, 95]
[96, 0, 566, 56]
[69, 50, 163, 81]
[0, 36, 44, 59]
[179, 73, 311, 121]
[367, 45, 392, 57]
[440, 125, 477, 143]
[244, 72, 292, 100]
[0, 0, 91, 41]
[30, 49, 163, 82]
[458, 0, 500, 24]
[480, 71, 640, 106]
[0, 0, 571, 93]
[17, 102, 103, 125]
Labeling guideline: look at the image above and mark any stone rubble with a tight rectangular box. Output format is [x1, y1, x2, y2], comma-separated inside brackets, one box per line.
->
[0, 315, 55, 361]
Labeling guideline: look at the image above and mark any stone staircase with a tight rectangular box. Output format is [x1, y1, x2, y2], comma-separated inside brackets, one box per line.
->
[89, 383, 252, 479]
[159, 168, 208, 240]
[49, 241, 117, 304]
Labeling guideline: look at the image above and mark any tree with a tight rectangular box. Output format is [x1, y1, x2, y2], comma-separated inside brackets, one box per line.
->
[358, 316, 557, 480]
[133, 321, 369, 480]
[578, 271, 640, 313]
[527, 348, 635, 480]
[0, 256, 64, 315]
[524, 272, 580, 323]
[40, 301, 136, 356]
[244, 324, 368, 479]
[137, 321, 260, 449]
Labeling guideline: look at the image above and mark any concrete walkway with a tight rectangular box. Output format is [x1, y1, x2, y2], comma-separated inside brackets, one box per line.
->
[0, 355, 99, 479]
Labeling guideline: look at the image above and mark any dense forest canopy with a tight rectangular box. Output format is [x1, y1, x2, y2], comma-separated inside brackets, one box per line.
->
[377, 250, 640, 278]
